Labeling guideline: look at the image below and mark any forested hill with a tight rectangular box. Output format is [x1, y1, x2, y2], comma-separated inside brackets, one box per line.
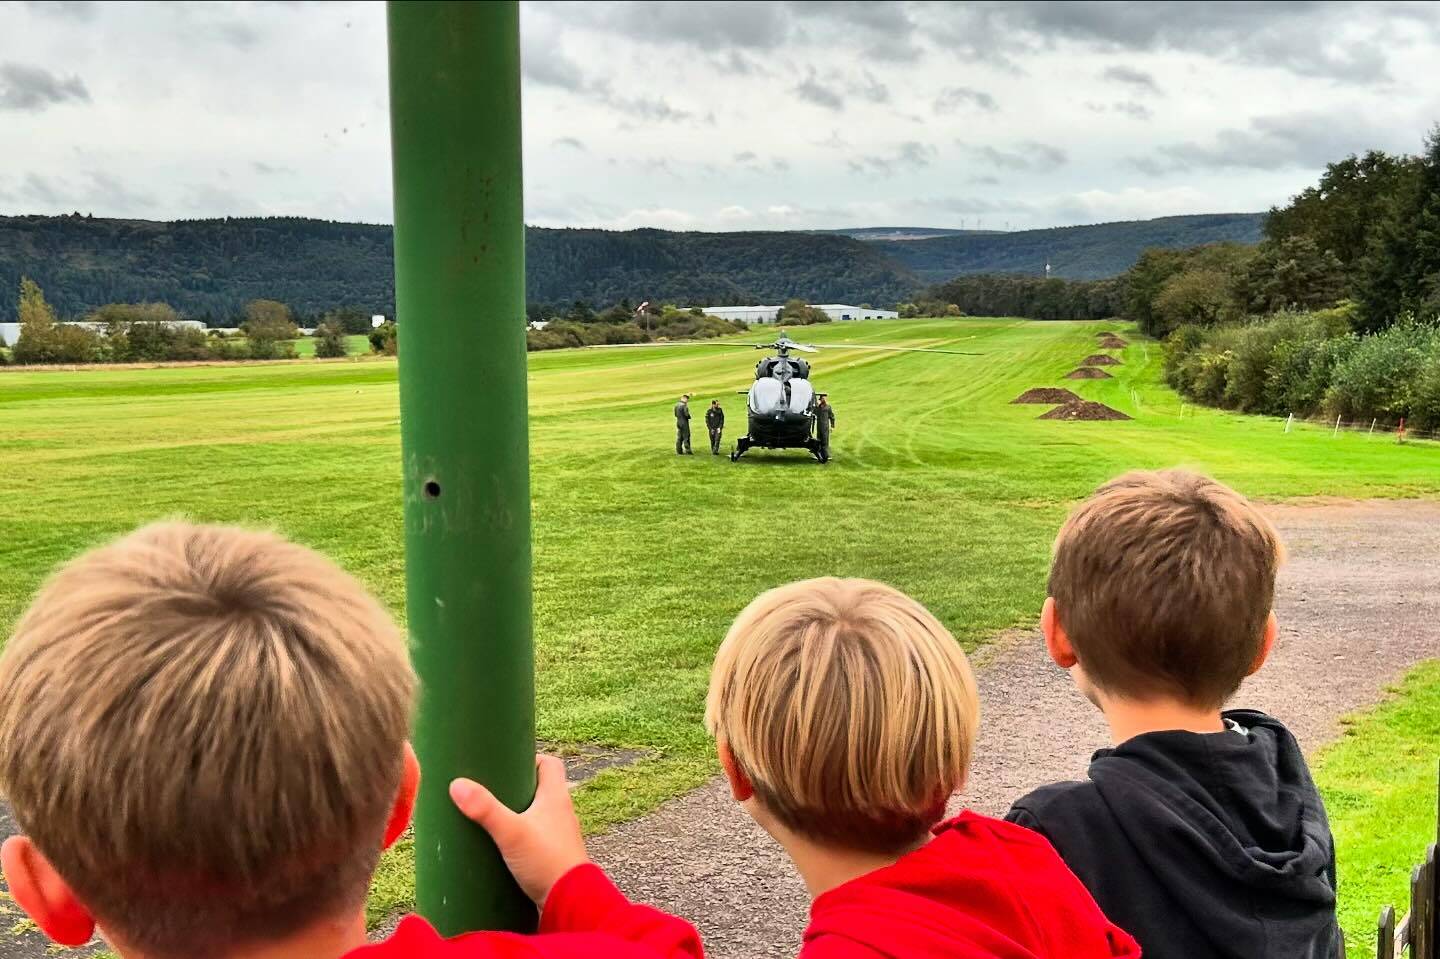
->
[0, 216, 397, 321]
[872, 213, 1266, 282]
[524, 228, 918, 307]
[0, 216, 918, 320]
[0, 212, 1262, 320]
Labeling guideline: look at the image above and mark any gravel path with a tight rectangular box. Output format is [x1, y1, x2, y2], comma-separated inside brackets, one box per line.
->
[587, 500, 1440, 959]
[0, 500, 1436, 958]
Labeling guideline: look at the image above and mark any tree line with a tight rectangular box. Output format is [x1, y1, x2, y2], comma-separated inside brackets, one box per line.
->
[918, 274, 1124, 320]
[0, 279, 381, 365]
[0, 216, 923, 322]
[0, 212, 1278, 324]
[878, 213, 1264, 283]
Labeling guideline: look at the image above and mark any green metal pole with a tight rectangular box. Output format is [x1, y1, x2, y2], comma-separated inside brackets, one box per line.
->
[386, 0, 535, 935]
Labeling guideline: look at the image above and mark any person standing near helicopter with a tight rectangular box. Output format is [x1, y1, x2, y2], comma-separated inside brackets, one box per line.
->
[815, 393, 835, 460]
[705, 399, 725, 455]
[674, 394, 693, 455]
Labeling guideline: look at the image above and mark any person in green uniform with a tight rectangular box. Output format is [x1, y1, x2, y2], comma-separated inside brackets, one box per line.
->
[674, 393, 693, 455]
[705, 399, 725, 455]
[816, 392, 835, 460]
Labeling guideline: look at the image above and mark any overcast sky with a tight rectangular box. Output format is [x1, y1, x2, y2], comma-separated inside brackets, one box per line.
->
[2, 0, 1438, 232]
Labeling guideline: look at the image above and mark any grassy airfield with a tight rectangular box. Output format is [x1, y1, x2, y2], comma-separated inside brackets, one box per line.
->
[2, 317, 1438, 930]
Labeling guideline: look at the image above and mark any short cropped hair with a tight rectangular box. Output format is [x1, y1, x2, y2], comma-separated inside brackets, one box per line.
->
[706, 578, 978, 853]
[1049, 470, 1284, 708]
[0, 522, 415, 959]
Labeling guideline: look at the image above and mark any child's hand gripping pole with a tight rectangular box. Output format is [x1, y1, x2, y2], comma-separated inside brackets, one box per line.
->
[450, 754, 589, 909]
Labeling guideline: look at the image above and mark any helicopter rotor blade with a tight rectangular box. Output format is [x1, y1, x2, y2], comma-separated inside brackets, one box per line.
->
[786, 343, 819, 353]
[577, 340, 766, 351]
[827, 343, 983, 356]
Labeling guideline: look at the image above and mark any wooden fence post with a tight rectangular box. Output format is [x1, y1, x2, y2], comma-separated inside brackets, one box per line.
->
[1411, 851, 1433, 959]
[1378, 905, 1395, 959]
[1427, 844, 1437, 959]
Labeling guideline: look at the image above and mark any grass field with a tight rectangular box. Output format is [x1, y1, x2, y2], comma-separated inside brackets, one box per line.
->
[1316, 661, 1440, 954]
[3, 317, 1438, 924]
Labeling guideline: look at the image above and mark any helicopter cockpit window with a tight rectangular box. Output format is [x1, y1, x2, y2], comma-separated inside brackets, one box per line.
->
[749, 377, 784, 415]
[787, 378, 814, 414]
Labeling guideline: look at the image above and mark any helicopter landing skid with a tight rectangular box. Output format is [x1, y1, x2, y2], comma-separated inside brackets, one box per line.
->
[729, 436, 827, 463]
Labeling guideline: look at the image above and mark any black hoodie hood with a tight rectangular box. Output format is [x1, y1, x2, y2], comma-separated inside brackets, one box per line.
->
[1008, 710, 1341, 959]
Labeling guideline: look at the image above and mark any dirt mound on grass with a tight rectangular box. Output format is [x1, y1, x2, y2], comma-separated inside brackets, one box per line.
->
[1096, 330, 1116, 337]
[1011, 388, 1083, 405]
[1039, 400, 1131, 421]
[1098, 336, 1128, 349]
[1065, 367, 1113, 379]
[1081, 353, 1122, 366]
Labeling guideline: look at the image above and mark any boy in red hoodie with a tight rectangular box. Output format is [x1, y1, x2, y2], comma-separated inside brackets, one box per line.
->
[454, 578, 1140, 959]
[699, 578, 1139, 959]
[0, 522, 699, 959]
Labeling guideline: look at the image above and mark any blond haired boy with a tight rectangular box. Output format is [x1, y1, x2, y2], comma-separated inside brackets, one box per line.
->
[1006, 470, 1343, 959]
[0, 522, 700, 959]
[702, 578, 1139, 958]
[457, 577, 1141, 956]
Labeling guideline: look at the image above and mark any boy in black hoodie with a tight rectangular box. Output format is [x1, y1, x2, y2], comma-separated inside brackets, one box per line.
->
[1006, 469, 1342, 959]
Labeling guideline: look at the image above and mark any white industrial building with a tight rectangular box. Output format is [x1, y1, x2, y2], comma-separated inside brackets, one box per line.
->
[813, 304, 899, 321]
[699, 305, 783, 323]
[696, 304, 898, 324]
[0, 319, 205, 345]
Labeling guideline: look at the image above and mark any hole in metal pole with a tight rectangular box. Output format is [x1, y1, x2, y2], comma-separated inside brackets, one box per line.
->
[423, 480, 442, 500]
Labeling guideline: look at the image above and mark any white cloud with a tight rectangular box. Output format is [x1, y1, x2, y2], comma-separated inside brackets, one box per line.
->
[607, 207, 699, 230]
[1, 0, 1437, 232]
[1053, 185, 1215, 223]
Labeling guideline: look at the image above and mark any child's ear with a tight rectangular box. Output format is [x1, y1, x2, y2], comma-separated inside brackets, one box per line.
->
[716, 741, 754, 803]
[1, 836, 96, 947]
[383, 742, 422, 850]
[1041, 597, 1077, 669]
[1248, 612, 1278, 677]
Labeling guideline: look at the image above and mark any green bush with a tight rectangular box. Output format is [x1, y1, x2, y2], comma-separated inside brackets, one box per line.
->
[242, 299, 299, 359]
[1412, 353, 1440, 431]
[1265, 333, 1356, 416]
[369, 321, 398, 356]
[777, 299, 831, 325]
[1162, 324, 1206, 389]
[313, 321, 349, 358]
[1324, 320, 1440, 421]
[1186, 349, 1232, 407]
[1153, 268, 1236, 334]
[210, 337, 249, 361]
[1223, 321, 1287, 412]
[91, 302, 217, 363]
[1167, 324, 1242, 406]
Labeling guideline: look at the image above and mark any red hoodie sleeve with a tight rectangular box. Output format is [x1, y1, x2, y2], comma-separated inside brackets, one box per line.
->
[539, 863, 703, 959]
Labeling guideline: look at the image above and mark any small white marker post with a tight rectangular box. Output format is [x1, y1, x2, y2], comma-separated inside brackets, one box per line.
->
[1284, 413, 1293, 434]
[1333, 414, 1342, 438]
[1370, 418, 1377, 436]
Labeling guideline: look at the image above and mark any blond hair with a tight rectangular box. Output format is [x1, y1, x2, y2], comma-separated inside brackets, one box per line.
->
[706, 578, 978, 852]
[1049, 469, 1285, 707]
[0, 522, 415, 959]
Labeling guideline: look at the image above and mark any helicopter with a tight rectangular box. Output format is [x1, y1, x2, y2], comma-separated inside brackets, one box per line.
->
[728, 331, 979, 462]
[588, 329, 980, 463]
